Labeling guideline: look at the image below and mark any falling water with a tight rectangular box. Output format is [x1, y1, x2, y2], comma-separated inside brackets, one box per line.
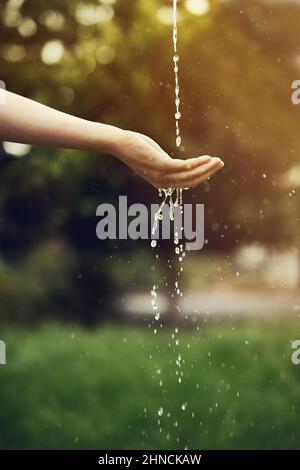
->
[151, 0, 185, 314]
[151, 0, 183, 230]
[150, 0, 188, 443]
[173, 0, 182, 150]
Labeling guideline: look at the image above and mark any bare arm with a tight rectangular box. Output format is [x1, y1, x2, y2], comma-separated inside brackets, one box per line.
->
[0, 91, 224, 188]
[0, 91, 121, 154]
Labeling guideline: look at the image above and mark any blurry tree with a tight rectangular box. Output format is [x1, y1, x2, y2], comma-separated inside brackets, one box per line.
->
[1, 0, 300, 324]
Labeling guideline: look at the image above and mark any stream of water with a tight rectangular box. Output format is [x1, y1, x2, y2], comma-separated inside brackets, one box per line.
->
[149, 0, 188, 441]
[151, 0, 185, 317]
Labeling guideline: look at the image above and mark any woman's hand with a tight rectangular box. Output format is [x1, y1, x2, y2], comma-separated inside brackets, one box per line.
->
[114, 130, 224, 189]
[0, 91, 224, 189]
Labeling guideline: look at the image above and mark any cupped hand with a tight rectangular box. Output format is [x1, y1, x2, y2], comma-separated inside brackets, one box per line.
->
[116, 130, 224, 188]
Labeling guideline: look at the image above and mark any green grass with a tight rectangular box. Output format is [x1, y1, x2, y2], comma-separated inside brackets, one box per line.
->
[0, 318, 300, 449]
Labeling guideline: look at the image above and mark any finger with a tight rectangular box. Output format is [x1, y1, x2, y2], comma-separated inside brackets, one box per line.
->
[186, 161, 224, 188]
[137, 161, 223, 189]
[168, 165, 222, 189]
[169, 160, 223, 188]
[162, 155, 213, 172]
[162, 157, 223, 186]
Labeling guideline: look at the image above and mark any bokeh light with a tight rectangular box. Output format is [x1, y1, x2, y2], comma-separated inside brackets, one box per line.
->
[3, 141, 31, 157]
[41, 40, 65, 65]
[185, 0, 211, 16]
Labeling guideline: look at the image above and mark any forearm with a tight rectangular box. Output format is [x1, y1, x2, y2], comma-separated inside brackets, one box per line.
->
[0, 91, 124, 155]
[0, 91, 224, 188]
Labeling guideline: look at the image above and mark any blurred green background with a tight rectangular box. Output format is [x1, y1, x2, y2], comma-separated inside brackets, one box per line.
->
[1, 0, 300, 449]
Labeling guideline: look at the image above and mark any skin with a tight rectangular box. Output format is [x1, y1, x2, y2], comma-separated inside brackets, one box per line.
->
[0, 91, 224, 187]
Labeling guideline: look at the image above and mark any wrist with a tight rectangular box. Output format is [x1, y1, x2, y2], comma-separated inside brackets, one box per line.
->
[95, 123, 127, 157]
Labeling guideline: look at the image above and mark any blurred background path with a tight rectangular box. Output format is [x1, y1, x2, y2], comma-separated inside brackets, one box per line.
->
[121, 285, 300, 319]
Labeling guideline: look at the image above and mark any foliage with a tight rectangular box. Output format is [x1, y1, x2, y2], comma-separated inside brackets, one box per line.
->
[1, 0, 300, 322]
[0, 320, 299, 449]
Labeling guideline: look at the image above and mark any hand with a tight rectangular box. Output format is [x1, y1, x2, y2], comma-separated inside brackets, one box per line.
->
[0, 92, 224, 188]
[114, 130, 224, 189]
